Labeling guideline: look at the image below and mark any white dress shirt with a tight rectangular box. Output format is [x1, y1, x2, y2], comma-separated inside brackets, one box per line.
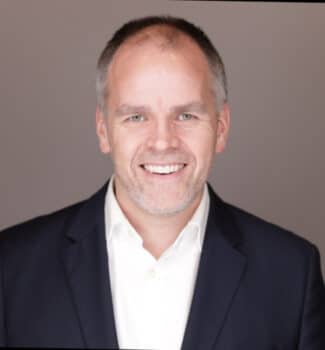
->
[104, 177, 210, 350]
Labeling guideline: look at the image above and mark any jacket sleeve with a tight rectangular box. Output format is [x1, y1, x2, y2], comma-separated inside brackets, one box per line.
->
[297, 244, 325, 349]
[0, 248, 6, 346]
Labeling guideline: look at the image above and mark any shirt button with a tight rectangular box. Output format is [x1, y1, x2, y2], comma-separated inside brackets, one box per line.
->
[147, 268, 158, 280]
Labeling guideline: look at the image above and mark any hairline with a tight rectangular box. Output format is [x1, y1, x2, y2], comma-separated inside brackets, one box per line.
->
[96, 21, 227, 116]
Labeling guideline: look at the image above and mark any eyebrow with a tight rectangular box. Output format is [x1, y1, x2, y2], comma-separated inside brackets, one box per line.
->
[114, 101, 207, 116]
[114, 104, 151, 117]
[171, 102, 207, 114]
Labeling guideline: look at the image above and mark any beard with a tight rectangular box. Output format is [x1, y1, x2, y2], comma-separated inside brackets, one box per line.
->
[113, 166, 206, 217]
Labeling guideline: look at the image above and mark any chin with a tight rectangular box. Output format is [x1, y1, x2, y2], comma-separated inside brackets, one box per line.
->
[130, 189, 198, 217]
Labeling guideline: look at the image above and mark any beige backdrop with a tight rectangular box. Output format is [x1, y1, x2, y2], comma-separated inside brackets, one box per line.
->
[0, 1, 324, 275]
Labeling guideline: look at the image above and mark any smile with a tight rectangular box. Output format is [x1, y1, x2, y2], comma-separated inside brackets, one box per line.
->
[141, 163, 186, 175]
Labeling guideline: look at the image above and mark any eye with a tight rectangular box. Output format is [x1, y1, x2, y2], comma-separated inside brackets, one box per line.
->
[126, 114, 145, 122]
[178, 113, 196, 121]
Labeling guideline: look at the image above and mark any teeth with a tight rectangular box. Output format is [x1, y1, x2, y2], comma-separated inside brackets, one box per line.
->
[143, 164, 185, 174]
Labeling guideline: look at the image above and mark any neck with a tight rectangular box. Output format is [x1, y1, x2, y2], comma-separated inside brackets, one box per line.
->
[114, 183, 204, 259]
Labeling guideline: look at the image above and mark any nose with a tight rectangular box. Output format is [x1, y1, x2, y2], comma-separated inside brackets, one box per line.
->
[147, 118, 180, 151]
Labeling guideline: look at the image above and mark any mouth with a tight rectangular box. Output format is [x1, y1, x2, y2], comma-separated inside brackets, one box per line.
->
[140, 163, 187, 176]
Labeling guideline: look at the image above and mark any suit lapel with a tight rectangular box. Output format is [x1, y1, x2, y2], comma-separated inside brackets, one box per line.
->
[61, 181, 119, 349]
[181, 185, 247, 350]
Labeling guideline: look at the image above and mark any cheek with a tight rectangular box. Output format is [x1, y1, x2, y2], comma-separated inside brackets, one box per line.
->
[109, 126, 145, 162]
[193, 139, 216, 166]
[178, 123, 217, 156]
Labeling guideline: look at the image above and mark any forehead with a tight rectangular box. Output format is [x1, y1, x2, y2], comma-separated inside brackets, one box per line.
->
[109, 25, 211, 77]
[105, 26, 215, 111]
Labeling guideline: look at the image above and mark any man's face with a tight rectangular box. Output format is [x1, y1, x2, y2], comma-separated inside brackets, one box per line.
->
[96, 34, 229, 216]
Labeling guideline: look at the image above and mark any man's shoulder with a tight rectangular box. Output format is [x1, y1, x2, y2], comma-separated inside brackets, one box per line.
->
[0, 200, 85, 247]
[222, 200, 317, 261]
[207, 184, 315, 254]
[0, 182, 108, 247]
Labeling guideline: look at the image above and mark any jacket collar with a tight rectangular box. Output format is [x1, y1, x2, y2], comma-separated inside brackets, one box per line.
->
[65, 181, 244, 248]
[64, 181, 108, 242]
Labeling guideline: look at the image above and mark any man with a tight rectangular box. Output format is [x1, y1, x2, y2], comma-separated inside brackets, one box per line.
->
[0, 15, 324, 349]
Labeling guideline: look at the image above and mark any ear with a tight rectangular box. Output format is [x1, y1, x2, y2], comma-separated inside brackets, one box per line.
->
[215, 103, 230, 153]
[96, 107, 111, 154]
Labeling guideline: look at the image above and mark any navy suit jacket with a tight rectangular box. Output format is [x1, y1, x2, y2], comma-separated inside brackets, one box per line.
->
[0, 181, 324, 349]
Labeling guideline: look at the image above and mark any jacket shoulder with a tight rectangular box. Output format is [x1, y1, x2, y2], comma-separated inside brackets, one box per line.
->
[0, 200, 85, 246]
[0, 181, 108, 251]
[224, 202, 317, 257]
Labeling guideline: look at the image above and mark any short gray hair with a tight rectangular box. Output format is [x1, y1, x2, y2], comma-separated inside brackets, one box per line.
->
[96, 15, 228, 114]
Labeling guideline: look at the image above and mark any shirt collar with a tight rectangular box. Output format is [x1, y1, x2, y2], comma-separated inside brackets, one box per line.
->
[104, 175, 210, 252]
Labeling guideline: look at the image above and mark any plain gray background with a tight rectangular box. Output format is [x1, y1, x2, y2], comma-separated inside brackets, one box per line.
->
[0, 1, 324, 275]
